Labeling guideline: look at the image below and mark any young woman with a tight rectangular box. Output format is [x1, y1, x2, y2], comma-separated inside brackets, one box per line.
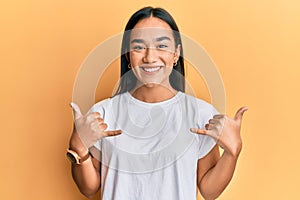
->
[67, 7, 247, 200]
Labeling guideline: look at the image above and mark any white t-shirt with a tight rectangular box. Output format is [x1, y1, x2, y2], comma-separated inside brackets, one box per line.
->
[88, 91, 218, 200]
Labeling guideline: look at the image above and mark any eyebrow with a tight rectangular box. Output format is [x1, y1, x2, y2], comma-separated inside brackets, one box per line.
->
[131, 39, 144, 44]
[130, 36, 171, 44]
[156, 36, 171, 42]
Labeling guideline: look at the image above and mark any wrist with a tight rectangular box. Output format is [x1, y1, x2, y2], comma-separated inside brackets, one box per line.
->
[69, 145, 89, 157]
[221, 141, 242, 158]
[223, 148, 241, 160]
[69, 130, 88, 156]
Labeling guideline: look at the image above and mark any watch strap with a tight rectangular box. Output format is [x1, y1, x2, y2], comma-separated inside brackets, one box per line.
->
[67, 149, 90, 165]
[79, 151, 90, 163]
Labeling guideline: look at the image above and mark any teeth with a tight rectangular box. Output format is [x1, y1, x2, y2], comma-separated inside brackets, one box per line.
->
[143, 67, 161, 72]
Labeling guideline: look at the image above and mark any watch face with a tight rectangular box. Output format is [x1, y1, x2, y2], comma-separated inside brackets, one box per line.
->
[66, 152, 77, 164]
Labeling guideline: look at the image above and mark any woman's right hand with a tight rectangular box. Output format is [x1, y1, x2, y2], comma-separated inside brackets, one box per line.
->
[69, 102, 122, 152]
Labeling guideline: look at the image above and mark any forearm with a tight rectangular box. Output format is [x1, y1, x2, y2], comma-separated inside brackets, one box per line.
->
[71, 157, 101, 198]
[69, 130, 101, 198]
[199, 151, 239, 200]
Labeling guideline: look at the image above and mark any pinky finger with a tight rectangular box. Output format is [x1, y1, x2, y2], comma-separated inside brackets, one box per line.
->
[190, 128, 207, 135]
[104, 130, 122, 137]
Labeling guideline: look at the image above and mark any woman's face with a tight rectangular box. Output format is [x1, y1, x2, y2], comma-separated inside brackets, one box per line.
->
[129, 17, 180, 88]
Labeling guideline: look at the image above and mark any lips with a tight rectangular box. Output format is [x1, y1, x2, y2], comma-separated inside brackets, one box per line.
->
[141, 66, 163, 73]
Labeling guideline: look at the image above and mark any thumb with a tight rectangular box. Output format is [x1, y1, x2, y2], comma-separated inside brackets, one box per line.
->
[234, 106, 248, 123]
[70, 102, 83, 120]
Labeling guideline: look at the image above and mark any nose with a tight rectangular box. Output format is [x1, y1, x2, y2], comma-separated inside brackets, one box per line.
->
[143, 47, 157, 63]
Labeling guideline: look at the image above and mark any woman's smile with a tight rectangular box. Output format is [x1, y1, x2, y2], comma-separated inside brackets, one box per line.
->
[140, 66, 163, 73]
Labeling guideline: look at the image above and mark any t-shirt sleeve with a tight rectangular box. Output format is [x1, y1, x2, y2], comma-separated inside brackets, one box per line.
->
[196, 103, 219, 159]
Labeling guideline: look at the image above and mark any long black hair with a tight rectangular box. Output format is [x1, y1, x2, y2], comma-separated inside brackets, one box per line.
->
[114, 7, 185, 95]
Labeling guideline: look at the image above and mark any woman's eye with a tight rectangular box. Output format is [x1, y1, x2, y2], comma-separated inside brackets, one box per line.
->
[132, 45, 145, 51]
[157, 44, 168, 49]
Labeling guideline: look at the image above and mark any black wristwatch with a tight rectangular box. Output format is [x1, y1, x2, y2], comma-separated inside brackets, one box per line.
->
[66, 149, 90, 165]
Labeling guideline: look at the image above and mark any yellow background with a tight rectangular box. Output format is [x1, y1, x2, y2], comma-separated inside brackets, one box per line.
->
[1, 0, 299, 199]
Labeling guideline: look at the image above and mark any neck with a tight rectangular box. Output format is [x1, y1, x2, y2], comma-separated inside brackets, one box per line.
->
[131, 84, 177, 103]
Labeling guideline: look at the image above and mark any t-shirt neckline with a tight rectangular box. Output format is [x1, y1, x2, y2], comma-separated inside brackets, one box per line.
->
[125, 91, 183, 106]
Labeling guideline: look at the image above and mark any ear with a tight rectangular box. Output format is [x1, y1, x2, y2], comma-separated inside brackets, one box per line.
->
[174, 44, 181, 63]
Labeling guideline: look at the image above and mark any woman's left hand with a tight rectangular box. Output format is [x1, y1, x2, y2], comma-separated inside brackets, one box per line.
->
[190, 107, 248, 157]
